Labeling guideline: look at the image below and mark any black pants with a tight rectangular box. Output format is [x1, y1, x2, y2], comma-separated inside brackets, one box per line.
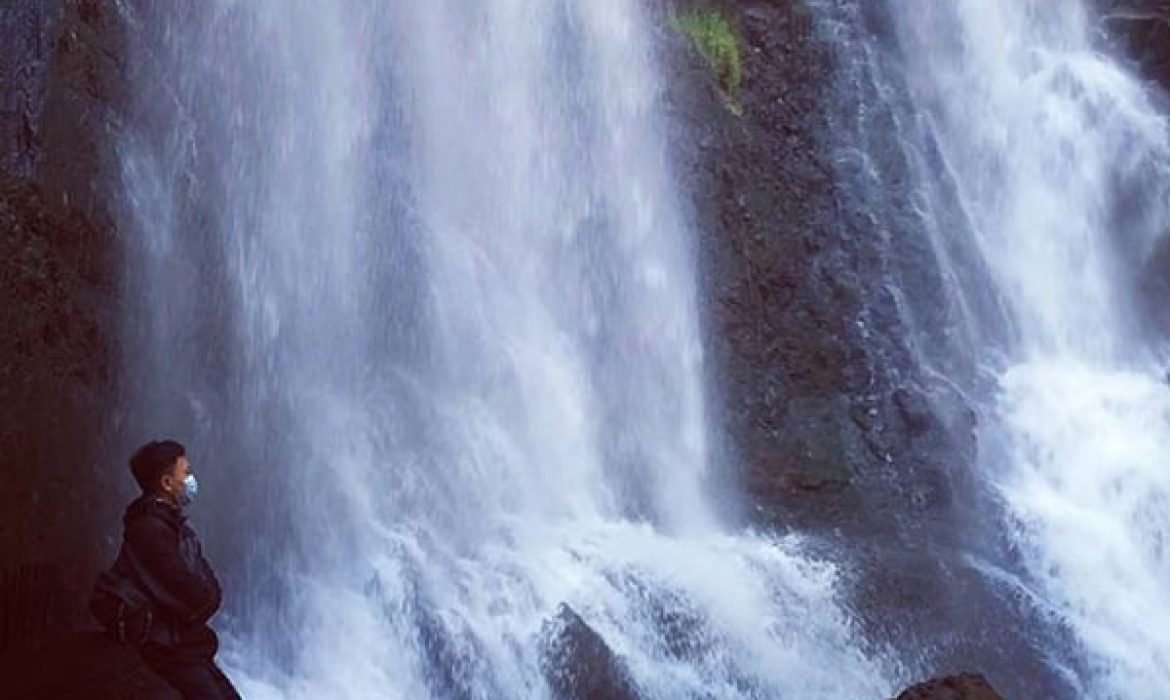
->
[141, 643, 242, 700]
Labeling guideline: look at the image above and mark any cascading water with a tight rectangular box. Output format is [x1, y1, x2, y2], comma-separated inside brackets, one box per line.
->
[115, 1, 887, 698]
[890, 1, 1170, 697]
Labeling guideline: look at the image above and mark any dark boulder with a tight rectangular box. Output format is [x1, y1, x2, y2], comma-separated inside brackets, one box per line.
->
[888, 673, 1007, 700]
[540, 603, 640, 700]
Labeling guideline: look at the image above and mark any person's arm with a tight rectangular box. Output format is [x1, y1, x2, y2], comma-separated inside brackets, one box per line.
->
[125, 516, 219, 622]
[191, 538, 223, 623]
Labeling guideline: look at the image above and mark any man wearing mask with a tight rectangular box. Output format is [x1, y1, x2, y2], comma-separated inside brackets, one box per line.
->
[113, 439, 240, 699]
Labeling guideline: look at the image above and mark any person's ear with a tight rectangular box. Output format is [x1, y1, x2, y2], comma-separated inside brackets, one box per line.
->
[159, 473, 174, 493]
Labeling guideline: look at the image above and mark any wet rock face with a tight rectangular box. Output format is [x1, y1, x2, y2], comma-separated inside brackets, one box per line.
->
[663, 0, 857, 517]
[659, 2, 1080, 697]
[540, 604, 640, 700]
[658, 3, 1002, 640]
[1, 0, 124, 644]
[658, 0, 982, 541]
[1140, 233, 1170, 340]
[888, 673, 1007, 700]
[1096, 1, 1170, 92]
[0, 0, 50, 179]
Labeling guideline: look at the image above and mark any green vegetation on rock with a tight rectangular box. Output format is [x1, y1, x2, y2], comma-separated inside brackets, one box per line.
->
[670, 8, 743, 114]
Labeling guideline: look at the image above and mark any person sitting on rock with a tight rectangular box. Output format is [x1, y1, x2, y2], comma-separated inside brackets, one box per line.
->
[112, 439, 240, 699]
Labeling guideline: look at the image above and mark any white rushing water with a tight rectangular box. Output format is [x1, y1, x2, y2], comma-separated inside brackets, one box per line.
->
[893, 1, 1170, 697]
[116, 1, 887, 698]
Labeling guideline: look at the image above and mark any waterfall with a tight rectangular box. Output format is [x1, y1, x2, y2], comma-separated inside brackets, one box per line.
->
[889, 1, 1170, 697]
[114, 1, 887, 697]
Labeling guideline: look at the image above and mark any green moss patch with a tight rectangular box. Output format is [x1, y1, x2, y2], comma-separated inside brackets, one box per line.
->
[671, 8, 743, 114]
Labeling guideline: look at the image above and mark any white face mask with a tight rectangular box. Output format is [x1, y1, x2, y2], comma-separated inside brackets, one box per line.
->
[179, 473, 199, 506]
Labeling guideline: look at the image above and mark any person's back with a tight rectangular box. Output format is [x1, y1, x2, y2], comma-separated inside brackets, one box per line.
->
[110, 439, 240, 700]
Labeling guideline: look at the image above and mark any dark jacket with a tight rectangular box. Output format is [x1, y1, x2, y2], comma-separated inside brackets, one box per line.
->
[113, 495, 222, 656]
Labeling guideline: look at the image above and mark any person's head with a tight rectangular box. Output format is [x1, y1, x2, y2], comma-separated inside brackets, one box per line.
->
[129, 439, 196, 506]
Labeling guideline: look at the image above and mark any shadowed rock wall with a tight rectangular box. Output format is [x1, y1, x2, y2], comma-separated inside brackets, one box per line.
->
[0, 0, 124, 652]
[655, 1, 1082, 696]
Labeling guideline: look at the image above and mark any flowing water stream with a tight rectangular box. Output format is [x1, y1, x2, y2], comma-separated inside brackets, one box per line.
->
[890, 2, 1170, 697]
[115, 1, 886, 697]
